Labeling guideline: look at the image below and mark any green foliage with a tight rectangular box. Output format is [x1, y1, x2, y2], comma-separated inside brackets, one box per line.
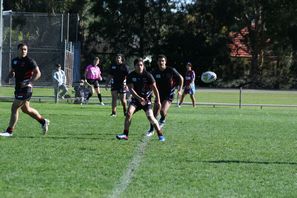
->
[4, 0, 297, 89]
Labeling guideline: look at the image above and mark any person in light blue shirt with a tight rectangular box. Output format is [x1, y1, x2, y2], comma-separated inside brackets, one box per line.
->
[52, 63, 68, 103]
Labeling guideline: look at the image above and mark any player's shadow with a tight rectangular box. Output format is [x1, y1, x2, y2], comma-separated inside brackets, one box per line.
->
[15, 133, 116, 140]
[203, 160, 297, 166]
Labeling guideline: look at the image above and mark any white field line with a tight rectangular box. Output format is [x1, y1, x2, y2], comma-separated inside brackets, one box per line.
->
[109, 136, 150, 198]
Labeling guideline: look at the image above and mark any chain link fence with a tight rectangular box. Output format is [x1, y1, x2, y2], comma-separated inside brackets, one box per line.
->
[1, 12, 79, 86]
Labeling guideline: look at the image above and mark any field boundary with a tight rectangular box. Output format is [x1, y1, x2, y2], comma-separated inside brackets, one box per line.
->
[1, 96, 297, 109]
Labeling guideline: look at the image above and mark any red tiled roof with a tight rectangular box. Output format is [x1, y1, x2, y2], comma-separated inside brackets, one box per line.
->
[228, 27, 251, 58]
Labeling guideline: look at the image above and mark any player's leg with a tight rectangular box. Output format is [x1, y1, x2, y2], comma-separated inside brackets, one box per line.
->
[159, 100, 172, 127]
[21, 101, 50, 134]
[179, 92, 186, 106]
[94, 81, 103, 104]
[146, 100, 160, 136]
[146, 109, 165, 141]
[116, 104, 136, 140]
[190, 94, 196, 107]
[119, 92, 127, 116]
[1, 99, 25, 136]
[111, 90, 118, 116]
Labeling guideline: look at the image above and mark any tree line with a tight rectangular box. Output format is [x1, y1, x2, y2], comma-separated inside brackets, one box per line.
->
[4, 0, 297, 89]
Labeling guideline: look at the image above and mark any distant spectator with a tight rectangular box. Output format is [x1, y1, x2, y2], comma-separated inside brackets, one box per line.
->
[52, 63, 68, 103]
[74, 79, 93, 104]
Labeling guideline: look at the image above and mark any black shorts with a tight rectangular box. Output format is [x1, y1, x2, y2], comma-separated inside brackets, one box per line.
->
[159, 93, 174, 103]
[14, 87, 32, 101]
[130, 98, 152, 112]
[111, 83, 127, 93]
[86, 79, 100, 88]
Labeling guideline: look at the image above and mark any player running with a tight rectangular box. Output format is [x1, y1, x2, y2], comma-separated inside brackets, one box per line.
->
[146, 54, 183, 137]
[0, 43, 50, 137]
[116, 58, 165, 141]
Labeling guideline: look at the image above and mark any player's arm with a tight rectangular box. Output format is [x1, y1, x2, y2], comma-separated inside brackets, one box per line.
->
[5, 68, 15, 83]
[174, 69, 184, 96]
[21, 66, 41, 88]
[105, 74, 113, 90]
[127, 83, 146, 104]
[83, 67, 88, 80]
[98, 67, 103, 81]
[31, 66, 41, 82]
[127, 83, 140, 100]
[151, 82, 161, 107]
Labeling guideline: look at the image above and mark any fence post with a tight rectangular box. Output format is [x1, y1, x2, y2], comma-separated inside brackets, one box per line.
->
[239, 87, 242, 108]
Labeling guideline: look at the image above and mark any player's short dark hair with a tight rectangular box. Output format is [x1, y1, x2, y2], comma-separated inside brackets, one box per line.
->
[17, 43, 28, 49]
[56, 63, 62, 67]
[116, 54, 125, 62]
[133, 58, 144, 66]
[157, 54, 167, 61]
[187, 62, 192, 67]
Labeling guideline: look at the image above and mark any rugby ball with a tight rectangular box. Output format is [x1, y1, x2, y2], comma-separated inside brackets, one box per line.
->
[201, 71, 217, 83]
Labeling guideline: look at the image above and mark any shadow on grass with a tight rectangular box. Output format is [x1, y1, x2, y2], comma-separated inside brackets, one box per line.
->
[14, 134, 116, 140]
[203, 160, 297, 165]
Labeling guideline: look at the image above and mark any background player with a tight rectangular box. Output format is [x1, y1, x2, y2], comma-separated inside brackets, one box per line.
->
[105, 54, 129, 116]
[178, 62, 196, 107]
[146, 54, 183, 136]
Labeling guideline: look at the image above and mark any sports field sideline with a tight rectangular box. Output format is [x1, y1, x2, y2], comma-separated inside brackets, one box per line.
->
[1, 87, 297, 197]
[1, 86, 297, 108]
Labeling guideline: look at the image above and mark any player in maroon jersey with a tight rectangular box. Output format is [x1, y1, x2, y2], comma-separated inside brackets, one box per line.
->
[146, 54, 184, 137]
[178, 62, 196, 107]
[116, 58, 165, 141]
[0, 43, 49, 137]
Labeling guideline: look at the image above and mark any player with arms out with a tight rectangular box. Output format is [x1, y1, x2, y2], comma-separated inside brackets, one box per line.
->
[116, 58, 165, 142]
[0, 43, 50, 137]
[146, 54, 184, 136]
[178, 62, 196, 107]
[105, 54, 129, 116]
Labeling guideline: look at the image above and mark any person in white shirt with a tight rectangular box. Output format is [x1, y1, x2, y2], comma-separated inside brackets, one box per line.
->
[52, 64, 68, 103]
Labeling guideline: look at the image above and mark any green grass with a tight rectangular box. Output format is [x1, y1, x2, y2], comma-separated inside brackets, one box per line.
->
[1, 98, 297, 197]
[1, 86, 297, 106]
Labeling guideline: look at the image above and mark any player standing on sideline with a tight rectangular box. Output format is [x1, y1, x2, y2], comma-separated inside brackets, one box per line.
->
[105, 54, 129, 117]
[84, 57, 104, 105]
[178, 62, 196, 107]
[52, 63, 68, 103]
[116, 58, 165, 141]
[146, 54, 183, 137]
[0, 43, 50, 137]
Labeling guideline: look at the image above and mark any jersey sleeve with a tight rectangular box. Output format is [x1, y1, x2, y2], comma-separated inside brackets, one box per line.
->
[172, 67, 182, 83]
[126, 72, 133, 84]
[147, 72, 156, 85]
[124, 64, 129, 76]
[29, 58, 38, 70]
